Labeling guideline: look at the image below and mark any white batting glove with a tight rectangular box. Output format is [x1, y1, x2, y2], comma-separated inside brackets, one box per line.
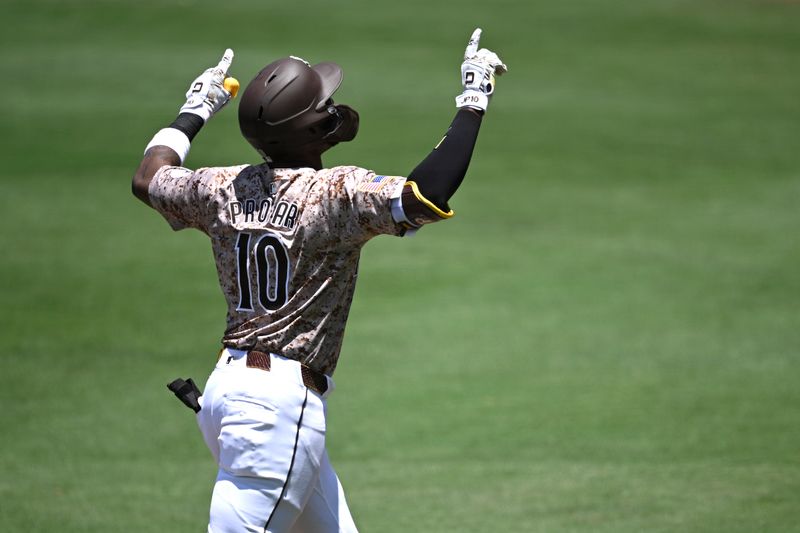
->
[455, 29, 508, 112]
[179, 48, 235, 122]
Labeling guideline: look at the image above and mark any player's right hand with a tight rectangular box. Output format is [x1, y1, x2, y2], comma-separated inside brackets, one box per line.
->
[179, 48, 236, 122]
[456, 29, 507, 112]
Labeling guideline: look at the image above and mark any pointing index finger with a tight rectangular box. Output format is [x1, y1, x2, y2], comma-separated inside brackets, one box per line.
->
[465, 28, 482, 59]
[216, 48, 234, 74]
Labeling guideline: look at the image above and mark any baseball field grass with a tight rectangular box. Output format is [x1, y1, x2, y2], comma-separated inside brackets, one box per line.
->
[2, 0, 799, 531]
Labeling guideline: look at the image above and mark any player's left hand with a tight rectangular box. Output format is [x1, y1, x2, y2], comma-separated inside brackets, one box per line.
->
[456, 29, 508, 112]
[179, 48, 236, 122]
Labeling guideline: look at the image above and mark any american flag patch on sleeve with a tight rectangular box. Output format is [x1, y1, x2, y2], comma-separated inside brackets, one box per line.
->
[357, 175, 400, 193]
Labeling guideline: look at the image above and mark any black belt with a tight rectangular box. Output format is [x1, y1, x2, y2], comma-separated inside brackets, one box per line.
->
[246, 350, 329, 396]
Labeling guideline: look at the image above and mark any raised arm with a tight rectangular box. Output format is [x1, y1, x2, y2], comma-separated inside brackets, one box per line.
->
[406, 29, 507, 212]
[132, 49, 238, 207]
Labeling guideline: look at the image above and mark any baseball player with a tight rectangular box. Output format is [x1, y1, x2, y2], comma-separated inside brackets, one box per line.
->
[132, 29, 506, 533]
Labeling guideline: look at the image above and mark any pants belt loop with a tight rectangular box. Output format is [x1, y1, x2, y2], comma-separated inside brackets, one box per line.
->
[246, 350, 271, 371]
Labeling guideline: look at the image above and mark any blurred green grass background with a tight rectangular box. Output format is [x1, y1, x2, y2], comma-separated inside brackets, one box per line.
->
[1, 0, 799, 531]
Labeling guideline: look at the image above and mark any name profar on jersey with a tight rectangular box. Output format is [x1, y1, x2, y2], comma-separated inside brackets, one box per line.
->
[228, 197, 299, 230]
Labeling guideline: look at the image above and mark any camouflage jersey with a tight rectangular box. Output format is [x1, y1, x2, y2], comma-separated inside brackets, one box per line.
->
[148, 164, 413, 376]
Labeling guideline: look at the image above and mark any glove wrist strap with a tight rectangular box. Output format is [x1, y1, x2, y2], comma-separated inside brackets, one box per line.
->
[179, 104, 212, 123]
[455, 90, 489, 112]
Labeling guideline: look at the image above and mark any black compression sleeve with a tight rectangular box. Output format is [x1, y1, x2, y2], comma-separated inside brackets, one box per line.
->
[168, 113, 205, 141]
[407, 108, 483, 210]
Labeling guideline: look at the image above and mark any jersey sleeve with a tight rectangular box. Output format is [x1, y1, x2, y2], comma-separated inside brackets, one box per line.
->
[147, 165, 228, 232]
[322, 166, 456, 244]
[322, 167, 408, 243]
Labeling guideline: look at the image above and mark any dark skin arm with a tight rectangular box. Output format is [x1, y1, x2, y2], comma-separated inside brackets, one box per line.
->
[132, 146, 181, 207]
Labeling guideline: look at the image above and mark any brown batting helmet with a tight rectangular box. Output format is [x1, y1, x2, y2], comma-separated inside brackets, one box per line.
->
[238, 56, 359, 165]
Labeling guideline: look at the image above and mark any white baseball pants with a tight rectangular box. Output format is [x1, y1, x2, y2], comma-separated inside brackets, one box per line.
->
[196, 348, 359, 533]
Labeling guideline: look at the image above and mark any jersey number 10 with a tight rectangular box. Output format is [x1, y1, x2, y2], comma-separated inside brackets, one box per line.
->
[235, 232, 290, 311]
